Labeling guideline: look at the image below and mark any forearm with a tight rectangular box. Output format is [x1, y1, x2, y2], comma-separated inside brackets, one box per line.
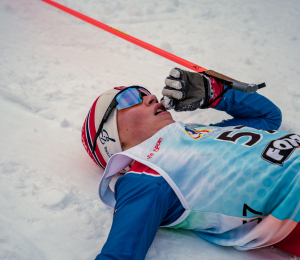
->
[95, 177, 168, 260]
[210, 88, 282, 130]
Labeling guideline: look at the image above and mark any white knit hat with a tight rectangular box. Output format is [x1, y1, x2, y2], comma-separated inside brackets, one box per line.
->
[81, 87, 126, 169]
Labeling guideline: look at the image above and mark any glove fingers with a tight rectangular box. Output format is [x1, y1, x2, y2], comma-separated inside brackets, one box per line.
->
[160, 96, 175, 110]
[165, 77, 184, 90]
[175, 99, 202, 112]
[169, 67, 182, 79]
[162, 67, 210, 112]
[162, 87, 184, 100]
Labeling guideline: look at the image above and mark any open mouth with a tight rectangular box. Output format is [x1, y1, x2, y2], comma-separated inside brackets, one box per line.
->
[154, 104, 167, 115]
[155, 108, 164, 115]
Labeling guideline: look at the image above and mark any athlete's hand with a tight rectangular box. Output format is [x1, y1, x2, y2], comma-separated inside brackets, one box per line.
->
[161, 68, 213, 111]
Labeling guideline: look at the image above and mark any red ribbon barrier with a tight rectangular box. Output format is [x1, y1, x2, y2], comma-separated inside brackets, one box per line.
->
[41, 0, 207, 73]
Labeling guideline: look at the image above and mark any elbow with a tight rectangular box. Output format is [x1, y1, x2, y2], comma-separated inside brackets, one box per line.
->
[266, 106, 282, 131]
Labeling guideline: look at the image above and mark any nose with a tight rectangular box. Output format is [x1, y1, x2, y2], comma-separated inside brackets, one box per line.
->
[144, 94, 158, 106]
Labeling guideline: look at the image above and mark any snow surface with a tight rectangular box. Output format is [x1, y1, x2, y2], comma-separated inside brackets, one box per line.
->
[1, 0, 300, 259]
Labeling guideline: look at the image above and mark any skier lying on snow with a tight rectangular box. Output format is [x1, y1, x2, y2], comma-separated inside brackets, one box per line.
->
[81, 68, 300, 259]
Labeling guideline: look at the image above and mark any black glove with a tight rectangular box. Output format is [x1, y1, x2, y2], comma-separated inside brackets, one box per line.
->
[161, 68, 213, 112]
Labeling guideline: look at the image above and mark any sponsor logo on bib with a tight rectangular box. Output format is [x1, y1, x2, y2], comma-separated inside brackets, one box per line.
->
[147, 137, 163, 159]
[184, 127, 211, 139]
[261, 134, 300, 166]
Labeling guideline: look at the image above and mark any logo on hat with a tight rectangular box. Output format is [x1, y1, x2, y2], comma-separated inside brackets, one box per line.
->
[114, 86, 127, 90]
[99, 129, 116, 145]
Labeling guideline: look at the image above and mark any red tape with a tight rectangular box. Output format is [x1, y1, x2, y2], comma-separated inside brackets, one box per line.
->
[41, 0, 207, 73]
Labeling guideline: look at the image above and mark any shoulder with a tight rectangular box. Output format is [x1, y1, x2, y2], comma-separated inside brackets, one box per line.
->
[127, 160, 161, 177]
[115, 161, 169, 200]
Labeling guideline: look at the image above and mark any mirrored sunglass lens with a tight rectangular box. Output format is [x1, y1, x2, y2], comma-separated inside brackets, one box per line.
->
[116, 88, 143, 110]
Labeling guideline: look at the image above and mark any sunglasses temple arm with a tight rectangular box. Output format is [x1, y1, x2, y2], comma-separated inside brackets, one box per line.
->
[91, 99, 118, 154]
[92, 120, 104, 153]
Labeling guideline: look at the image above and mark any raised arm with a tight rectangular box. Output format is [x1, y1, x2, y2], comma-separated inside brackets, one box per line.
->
[161, 68, 282, 131]
[211, 88, 282, 130]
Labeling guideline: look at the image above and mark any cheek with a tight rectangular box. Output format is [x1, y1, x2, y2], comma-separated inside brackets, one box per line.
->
[126, 110, 146, 129]
[118, 108, 146, 135]
[126, 109, 153, 138]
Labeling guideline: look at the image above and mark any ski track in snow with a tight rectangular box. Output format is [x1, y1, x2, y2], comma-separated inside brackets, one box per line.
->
[0, 0, 300, 259]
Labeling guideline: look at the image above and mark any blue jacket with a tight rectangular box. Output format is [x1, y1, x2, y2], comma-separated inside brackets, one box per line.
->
[95, 89, 282, 260]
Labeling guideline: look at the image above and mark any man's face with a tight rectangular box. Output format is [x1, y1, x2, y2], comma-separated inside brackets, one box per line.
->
[117, 94, 175, 150]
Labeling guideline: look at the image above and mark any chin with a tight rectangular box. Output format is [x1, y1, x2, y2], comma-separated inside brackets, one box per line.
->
[157, 118, 175, 129]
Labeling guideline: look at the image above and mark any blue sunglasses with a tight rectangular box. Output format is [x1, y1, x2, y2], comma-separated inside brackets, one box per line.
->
[92, 86, 151, 153]
[116, 87, 151, 110]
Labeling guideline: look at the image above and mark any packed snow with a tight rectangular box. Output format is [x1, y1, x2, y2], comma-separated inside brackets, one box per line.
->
[1, 0, 300, 259]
